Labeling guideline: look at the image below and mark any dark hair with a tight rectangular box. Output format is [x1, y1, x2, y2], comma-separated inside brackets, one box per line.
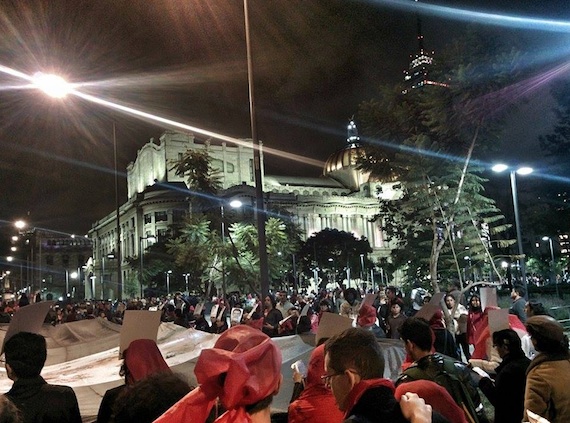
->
[513, 284, 526, 298]
[386, 286, 397, 295]
[344, 288, 359, 300]
[113, 373, 192, 423]
[492, 329, 522, 354]
[265, 295, 277, 309]
[319, 299, 332, 309]
[0, 395, 23, 423]
[324, 328, 384, 380]
[526, 300, 549, 317]
[400, 317, 433, 351]
[4, 332, 47, 378]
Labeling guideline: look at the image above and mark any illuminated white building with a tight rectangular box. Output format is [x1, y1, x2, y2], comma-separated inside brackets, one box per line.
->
[88, 122, 401, 298]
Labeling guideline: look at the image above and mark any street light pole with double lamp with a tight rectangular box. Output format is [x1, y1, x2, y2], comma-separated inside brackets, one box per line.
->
[492, 164, 533, 298]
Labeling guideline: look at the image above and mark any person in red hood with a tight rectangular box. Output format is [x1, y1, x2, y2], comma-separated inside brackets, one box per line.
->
[288, 344, 344, 423]
[154, 325, 282, 423]
[96, 339, 171, 423]
[356, 304, 386, 339]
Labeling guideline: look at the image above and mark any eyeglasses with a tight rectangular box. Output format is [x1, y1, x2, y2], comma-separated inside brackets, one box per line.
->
[321, 372, 343, 386]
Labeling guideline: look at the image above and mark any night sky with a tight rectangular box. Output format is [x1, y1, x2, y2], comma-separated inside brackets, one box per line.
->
[0, 0, 568, 243]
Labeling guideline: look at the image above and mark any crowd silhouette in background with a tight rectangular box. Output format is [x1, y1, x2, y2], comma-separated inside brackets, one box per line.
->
[0, 281, 568, 422]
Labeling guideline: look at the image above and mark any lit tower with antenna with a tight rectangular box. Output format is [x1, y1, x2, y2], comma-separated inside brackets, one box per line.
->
[402, 0, 448, 94]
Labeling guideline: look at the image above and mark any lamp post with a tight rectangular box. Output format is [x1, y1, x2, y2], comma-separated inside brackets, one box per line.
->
[32, 75, 122, 300]
[183, 273, 189, 293]
[220, 200, 242, 299]
[166, 270, 172, 296]
[113, 123, 123, 301]
[65, 270, 78, 299]
[492, 164, 533, 298]
[360, 254, 365, 285]
[542, 236, 560, 298]
[13, 220, 32, 293]
[139, 235, 156, 299]
[243, 0, 270, 301]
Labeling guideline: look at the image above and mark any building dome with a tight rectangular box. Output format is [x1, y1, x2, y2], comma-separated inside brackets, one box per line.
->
[323, 120, 370, 191]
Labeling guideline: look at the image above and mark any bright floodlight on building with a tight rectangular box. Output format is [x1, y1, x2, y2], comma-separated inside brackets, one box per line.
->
[32, 72, 72, 98]
[229, 199, 243, 208]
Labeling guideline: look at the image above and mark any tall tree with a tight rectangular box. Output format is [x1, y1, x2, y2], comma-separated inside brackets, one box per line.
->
[297, 229, 373, 290]
[358, 28, 523, 292]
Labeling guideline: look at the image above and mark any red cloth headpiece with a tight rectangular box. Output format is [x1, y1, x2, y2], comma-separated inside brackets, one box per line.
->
[154, 325, 282, 423]
[124, 339, 171, 384]
[428, 309, 445, 329]
[395, 380, 468, 423]
[306, 344, 326, 387]
[357, 304, 377, 328]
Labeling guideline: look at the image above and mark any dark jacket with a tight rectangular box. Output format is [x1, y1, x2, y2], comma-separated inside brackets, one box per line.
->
[262, 308, 283, 337]
[479, 352, 530, 423]
[397, 353, 484, 423]
[6, 376, 82, 423]
[344, 383, 450, 423]
[344, 383, 408, 423]
[96, 384, 125, 423]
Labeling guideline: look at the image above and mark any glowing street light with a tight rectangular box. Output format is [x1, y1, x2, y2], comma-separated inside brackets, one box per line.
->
[32, 72, 72, 98]
[14, 220, 27, 230]
[541, 236, 560, 298]
[492, 163, 533, 297]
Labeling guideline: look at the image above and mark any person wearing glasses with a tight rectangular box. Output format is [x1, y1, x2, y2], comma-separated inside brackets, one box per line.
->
[323, 327, 445, 423]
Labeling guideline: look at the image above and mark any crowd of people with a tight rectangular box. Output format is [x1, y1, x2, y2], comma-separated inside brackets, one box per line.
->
[0, 281, 569, 423]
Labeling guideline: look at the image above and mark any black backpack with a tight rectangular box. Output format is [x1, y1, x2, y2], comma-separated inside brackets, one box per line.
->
[401, 357, 481, 423]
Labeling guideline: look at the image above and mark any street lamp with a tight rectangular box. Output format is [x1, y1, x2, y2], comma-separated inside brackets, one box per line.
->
[220, 199, 242, 299]
[183, 273, 189, 293]
[492, 163, 533, 298]
[541, 236, 560, 298]
[243, 0, 270, 301]
[34, 74, 122, 301]
[360, 254, 365, 285]
[139, 235, 156, 299]
[166, 270, 172, 296]
[32, 72, 72, 98]
[65, 270, 78, 299]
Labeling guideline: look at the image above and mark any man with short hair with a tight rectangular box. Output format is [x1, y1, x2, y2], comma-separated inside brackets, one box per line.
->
[275, 290, 293, 316]
[509, 285, 527, 324]
[324, 327, 437, 423]
[397, 318, 486, 423]
[4, 332, 81, 423]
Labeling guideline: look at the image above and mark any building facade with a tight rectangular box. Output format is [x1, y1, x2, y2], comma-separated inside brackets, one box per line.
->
[88, 123, 401, 299]
[5, 229, 92, 301]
